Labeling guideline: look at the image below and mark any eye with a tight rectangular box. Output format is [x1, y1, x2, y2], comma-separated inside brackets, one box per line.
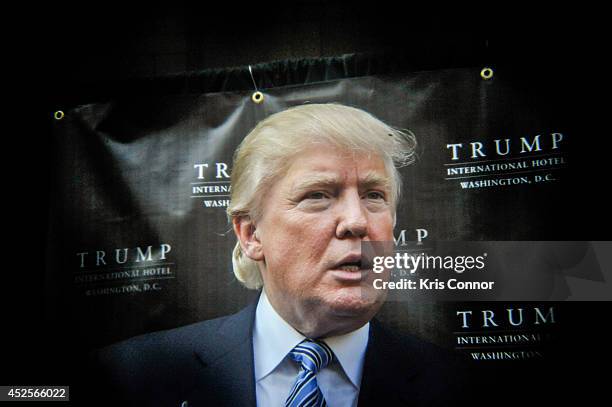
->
[365, 191, 385, 200]
[306, 191, 328, 200]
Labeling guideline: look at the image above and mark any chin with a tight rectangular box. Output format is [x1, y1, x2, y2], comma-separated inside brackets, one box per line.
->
[324, 287, 383, 317]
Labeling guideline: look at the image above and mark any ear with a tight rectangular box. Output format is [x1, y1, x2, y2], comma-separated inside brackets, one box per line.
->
[232, 216, 264, 261]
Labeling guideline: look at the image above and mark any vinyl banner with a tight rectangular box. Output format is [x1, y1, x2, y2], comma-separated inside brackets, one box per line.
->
[48, 66, 608, 401]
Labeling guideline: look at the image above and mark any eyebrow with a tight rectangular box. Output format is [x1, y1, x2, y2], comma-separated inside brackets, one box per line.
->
[290, 174, 339, 196]
[289, 172, 392, 195]
[359, 172, 392, 191]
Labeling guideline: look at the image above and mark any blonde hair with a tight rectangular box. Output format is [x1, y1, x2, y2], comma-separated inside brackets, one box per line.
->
[227, 103, 416, 289]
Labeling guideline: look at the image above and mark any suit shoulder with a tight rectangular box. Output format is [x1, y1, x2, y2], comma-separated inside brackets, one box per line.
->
[373, 319, 458, 361]
[366, 320, 473, 405]
[87, 314, 236, 406]
[370, 319, 471, 385]
[100, 316, 225, 361]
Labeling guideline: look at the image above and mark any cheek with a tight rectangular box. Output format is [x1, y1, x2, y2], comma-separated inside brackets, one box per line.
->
[370, 213, 395, 240]
[283, 217, 335, 268]
[262, 214, 334, 267]
[274, 218, 334, 270]
[284, 211, 336, 240]
[300, 234, 332, 268]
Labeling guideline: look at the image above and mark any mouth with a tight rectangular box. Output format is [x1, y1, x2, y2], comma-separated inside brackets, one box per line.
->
[330, 255, 369, 282]
[334, 260, 363, 272]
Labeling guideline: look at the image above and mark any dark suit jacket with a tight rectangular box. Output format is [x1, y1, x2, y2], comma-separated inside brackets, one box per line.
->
[89, 299, 470, 406]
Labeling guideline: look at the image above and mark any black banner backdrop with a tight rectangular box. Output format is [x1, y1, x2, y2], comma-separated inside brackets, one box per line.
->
[47, 56, 608, 403]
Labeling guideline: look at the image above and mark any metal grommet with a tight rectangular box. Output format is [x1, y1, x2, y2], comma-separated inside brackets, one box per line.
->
[54, 110, 65, 120]
[251, 91, 264, 104]
[480, 67, 494, 80]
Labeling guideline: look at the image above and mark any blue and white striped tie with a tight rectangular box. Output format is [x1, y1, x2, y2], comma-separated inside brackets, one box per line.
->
[285, 339, 334, 407]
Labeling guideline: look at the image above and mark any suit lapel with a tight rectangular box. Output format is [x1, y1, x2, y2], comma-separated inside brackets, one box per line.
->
[357, 319, 420, 406]
[182, 299, 258, 406]
[177, 300, 427, 406]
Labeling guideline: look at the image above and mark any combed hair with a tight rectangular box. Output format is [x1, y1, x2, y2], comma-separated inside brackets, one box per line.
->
[227, 103, 416, 289]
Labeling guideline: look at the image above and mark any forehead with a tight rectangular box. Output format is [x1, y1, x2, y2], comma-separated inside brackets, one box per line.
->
[284, 146, 390, 186]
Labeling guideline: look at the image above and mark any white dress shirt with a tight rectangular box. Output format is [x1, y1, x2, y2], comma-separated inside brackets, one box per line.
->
[253, 290, 369, 407]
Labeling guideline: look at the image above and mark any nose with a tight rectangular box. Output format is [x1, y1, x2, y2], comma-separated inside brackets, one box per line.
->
[335, 191, 368, 239]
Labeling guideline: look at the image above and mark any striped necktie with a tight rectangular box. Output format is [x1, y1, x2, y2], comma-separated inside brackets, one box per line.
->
[285, 339, 334, 407]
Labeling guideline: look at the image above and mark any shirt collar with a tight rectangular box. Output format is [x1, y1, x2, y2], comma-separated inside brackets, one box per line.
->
[323, 319, 369, 388]
[253, 290, 369, 388]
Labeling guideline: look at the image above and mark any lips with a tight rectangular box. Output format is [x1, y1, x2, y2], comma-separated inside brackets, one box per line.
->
[332, 253, 363, 271]
[330, 254, 369, 282]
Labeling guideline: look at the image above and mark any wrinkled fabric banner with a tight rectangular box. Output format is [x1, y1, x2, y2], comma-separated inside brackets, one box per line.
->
[48, 66, 603, 368]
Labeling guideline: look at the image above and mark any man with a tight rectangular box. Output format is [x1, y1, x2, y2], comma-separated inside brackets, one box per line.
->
[92, 103, 468, 406]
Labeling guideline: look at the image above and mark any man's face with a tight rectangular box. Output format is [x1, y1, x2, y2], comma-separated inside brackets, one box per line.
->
[255, 145, 394, 337]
